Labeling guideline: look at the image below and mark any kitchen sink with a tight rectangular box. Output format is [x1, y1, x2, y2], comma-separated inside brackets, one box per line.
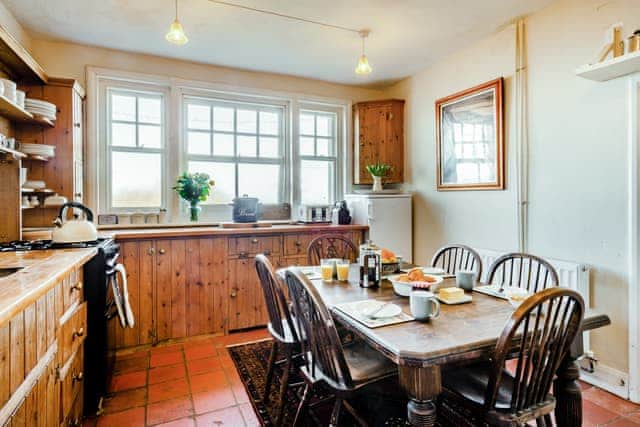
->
[0, 267, 23, 278]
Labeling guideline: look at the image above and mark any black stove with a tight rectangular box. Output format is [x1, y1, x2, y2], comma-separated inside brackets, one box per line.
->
[0, 238, 111, 252]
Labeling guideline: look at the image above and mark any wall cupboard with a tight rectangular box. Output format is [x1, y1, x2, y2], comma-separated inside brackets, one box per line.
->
[353, 99, 405, 185]
[112, 227, 365, 349]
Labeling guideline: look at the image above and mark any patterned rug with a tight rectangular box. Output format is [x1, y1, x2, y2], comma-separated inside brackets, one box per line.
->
[227, 339, 409, 426]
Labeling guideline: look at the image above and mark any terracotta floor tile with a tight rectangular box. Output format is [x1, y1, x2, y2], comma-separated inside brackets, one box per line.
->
[114, 355, 149, 374]
[189, 370, 229, 394]
[109, 370, 147, 392]
[186, 356, 222, 375]
[607, 417, 640, 427]
[583, 387, 640, 415]
[117, 349, 150, 360]
[239, 403, 260, 426]
[149, 363, 187, 385]
[192, 388, 237, 414]
[218, 352, 235, 369]
[625, 411, 640, 423]
[154, 417, 196, 427]
[582, 399, 621, 427]
[184, 337, 215, 348]
[148, 378, 190, 403]
[150, 343, 184, 355]
[185, 344, 218, 361]
[231, 381, 250, 404]
[102, 388, 147, 414]
[96, 407, 146, 427]
[147, 396, 194, 426]
[151, 351, 184, 367]
[195, 406, 246, 426]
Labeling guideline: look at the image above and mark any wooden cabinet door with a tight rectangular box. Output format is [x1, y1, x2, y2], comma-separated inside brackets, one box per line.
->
[228, 257, 268, 330]
[155, 239, 187, 341]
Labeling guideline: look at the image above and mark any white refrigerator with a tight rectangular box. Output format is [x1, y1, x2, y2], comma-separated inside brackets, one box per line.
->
[345, 193, 413, 263]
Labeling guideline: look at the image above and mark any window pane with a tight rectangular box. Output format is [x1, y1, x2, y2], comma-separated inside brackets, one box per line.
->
[237, 135, 257, 157]
[300, 137, 314, 156]
[213, 133, 234, 156]
[237, 109, 257, 133]
[316, 138, 331, 156]
[187, 104, 211, 130]
[138, 97, 161, 124]
[188, 161, 235, 204]
[300, 113, 314, 135]
[138, 125, 161, 148]
[316, 115, 332, 137]
[260, 111, 279, 135]
[238, 163, 280, 203]
[188, 131, 210, 155]
[111, 123, 136, 147]
[111, 94, 136, 121]
[301, 160, 333, 205]
[214, 107, 234, 131]
[259, 137, 279, 158]
[112, 151, 161, 207]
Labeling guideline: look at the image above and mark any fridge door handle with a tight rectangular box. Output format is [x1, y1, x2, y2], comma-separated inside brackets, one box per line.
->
[367, 203, 374, 221]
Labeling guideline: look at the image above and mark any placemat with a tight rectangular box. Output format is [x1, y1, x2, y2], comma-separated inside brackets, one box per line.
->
[333, 299, 414, 328]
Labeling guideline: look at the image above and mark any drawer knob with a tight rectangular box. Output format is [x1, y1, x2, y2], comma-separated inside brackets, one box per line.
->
[251, 238, 259, 244]
[148, 248, 156, 256]
[72, 328, 84, 339]
[294, 241, 302, 247]
[71, 282, 83, 291]
[159, 248, 166, 255]
[238, 252, 248, 258]
[230, 292, 237, 298]
[72, 371, 84, 382]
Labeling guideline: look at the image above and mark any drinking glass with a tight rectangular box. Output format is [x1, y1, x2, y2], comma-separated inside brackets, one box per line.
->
[336, 260, 350, 281]
[320, 259, 334, 282]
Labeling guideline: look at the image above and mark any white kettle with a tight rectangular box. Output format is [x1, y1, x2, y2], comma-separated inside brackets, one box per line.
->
[52, 202, 99, 243]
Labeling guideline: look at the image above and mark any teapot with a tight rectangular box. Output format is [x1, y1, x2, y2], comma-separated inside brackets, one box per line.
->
[52, 202, 99, 243]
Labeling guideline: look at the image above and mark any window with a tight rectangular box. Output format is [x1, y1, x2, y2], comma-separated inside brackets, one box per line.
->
[184, 97, 285, 205]
[106, 88, 165, 209]
[299, 110, 338, 205]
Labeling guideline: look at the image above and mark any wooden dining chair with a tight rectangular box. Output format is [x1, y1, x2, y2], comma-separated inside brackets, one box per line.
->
[284, 267, 397, 426]
[255, 254, 301, 426]
[431, 244, 483, 279]
[307, 234, 359, 265]
[486, 253, 559, 293]
[440, 287, 585, 427]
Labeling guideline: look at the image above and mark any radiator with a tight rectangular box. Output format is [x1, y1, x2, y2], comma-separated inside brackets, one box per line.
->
[475, 248, 592, 355]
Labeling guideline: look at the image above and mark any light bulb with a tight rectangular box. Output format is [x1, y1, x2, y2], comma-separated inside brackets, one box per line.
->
[355, 54, 372, 75]
[166, 19, 189, 45]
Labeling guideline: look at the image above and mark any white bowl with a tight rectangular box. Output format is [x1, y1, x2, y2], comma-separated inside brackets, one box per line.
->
[388, 274, 444, 297]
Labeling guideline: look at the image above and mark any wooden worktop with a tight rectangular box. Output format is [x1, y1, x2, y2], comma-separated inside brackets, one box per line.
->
[0, 248, 97, 327]
[105, 223, 368, 240]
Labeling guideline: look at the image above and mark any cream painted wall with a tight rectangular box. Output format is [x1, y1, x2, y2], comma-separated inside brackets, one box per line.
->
[28, 39, 385, 102]
[0, 0, 30, 50]
[388, 0, 640, 373]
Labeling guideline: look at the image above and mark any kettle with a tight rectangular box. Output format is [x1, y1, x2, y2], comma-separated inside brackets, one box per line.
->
[52, 202, 99, 243]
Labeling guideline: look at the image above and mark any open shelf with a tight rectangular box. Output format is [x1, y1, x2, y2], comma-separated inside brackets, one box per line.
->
[0, 94, 55, 127]
[21, 189, 54, 194]
[576, 50, 640, 81]
[0, 145, 26, 158]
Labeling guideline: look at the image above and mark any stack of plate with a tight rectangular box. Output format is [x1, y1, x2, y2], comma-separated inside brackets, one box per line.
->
[24, 98, 57, 121]
[19, 142, 55, 159]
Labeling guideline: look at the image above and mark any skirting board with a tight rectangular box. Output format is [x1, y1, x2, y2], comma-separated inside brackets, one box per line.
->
[581, 363, 630, 400]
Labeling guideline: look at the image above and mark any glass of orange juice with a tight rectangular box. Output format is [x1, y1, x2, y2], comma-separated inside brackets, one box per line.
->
[336, 260, 350, 281]
[320, 259, 334, 282]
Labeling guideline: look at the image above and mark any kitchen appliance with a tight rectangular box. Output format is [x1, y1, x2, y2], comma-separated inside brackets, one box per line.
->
[359, 240, 381, 288]
[233, 194, 260, 223]
[345, 193, 413, 263]
[331, 200, 352, 225]
[298, 204, 331, 223]
[0, 238, 122, 416]
[52, 202, 99, 243]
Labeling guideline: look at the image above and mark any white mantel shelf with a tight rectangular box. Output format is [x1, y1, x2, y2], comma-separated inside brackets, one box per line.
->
[576, 51, 640, 81]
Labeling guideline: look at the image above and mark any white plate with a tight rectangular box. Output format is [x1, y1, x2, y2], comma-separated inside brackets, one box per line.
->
[422, 267, 446, 275]
[436, 294, 473, 305]
[355, 301, 402, 319]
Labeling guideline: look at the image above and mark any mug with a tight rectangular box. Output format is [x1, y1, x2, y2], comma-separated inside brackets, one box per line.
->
[410, 290, 440, 321]
[456, 270, 475, 291]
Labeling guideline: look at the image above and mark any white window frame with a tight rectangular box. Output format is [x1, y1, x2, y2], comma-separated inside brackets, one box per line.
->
[88, 67, 351, 223]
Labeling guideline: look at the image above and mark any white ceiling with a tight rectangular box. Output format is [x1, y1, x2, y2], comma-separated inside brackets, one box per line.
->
[4, 0, 554, 87]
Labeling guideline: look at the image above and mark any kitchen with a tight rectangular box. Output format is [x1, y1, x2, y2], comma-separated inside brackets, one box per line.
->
[0, 0, 638, 426]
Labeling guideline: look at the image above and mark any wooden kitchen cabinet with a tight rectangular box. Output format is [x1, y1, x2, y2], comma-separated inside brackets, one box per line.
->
[353, 99, 404, 184]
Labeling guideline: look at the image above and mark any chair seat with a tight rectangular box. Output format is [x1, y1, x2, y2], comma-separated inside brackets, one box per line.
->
[343, 341, 396, 385]
[442, 361, 516, 410]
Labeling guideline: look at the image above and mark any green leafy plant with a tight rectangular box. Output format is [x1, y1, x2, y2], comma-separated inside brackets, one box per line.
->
[366, 162, 392, 177]
[172, 172, 215, 205]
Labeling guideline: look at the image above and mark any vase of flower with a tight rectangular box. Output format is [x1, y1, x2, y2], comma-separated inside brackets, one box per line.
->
[366, 162, 391, 192]
[173, 172, 215, 222]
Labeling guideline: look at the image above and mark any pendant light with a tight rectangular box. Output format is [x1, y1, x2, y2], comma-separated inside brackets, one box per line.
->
[166, 0, 189, 45]
[355, 30, 372, 75]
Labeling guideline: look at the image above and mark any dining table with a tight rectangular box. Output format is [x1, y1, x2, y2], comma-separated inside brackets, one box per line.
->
[282, 265, 611, 427]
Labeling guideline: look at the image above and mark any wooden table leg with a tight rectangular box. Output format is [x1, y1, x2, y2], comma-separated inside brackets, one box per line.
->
[554, 335, 584, 427]
[399, 365, 441, 427]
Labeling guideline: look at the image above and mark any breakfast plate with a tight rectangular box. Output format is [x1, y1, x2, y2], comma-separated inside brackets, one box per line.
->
[355, 300, 402, 319]
[388, 271, 444, 297]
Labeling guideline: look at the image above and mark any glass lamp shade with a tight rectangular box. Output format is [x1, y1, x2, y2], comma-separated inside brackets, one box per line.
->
[166, 19, 189, 45]
[355, 54, 372, 75]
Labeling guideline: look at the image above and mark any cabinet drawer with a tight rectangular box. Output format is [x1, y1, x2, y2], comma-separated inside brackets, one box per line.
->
[62, 268, 84, 313]
[283, 233, 315, 257]
[60, 302, 87, 364]
[60, 347, 84, 425]
[228, 235, 281, 257]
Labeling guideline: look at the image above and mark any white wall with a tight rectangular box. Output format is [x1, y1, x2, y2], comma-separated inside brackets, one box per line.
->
[388, 0, 640, 373]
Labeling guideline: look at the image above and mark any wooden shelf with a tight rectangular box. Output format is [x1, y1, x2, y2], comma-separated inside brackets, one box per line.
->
[0, 145, 26, 159]
[21, 189, 53, 194]
[576, 51, 640, 81]
[0, 94, 55, 127]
